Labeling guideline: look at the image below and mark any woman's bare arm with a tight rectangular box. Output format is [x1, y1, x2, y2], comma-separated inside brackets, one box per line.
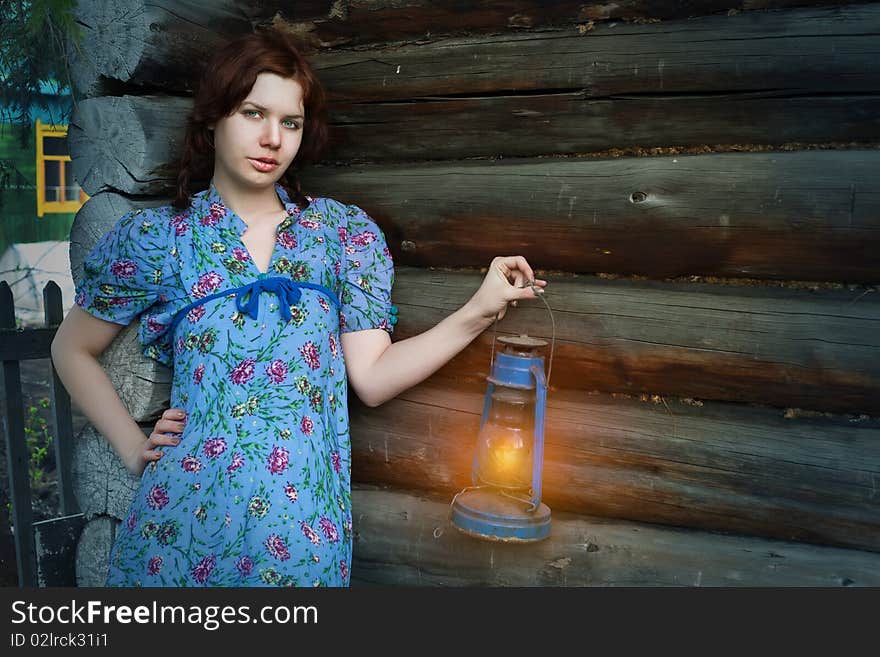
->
[50, 306, 178, 475]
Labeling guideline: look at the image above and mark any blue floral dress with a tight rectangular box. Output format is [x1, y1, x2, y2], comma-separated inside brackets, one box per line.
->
[74, 182, 396, 587]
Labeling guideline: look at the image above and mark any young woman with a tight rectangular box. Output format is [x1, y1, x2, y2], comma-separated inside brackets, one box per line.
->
[51, 28, 546, 587]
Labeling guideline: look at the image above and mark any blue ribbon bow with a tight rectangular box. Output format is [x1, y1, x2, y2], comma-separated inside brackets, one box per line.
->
[236, 276, 303, 323]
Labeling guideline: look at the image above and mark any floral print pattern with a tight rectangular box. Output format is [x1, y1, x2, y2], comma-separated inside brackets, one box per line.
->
[74, 181, 394, 587]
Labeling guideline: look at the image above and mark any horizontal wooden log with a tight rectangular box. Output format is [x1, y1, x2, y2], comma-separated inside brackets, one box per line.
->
[71, 1, 877, 95]
[349, 485, 880, 586]
[301, 151, 880, 283]
[349, 382, 880, 552]
[389, 267, 880, 414]
[324, 93, 880, 163]
[288, 0, 875, 55]
[68, 193, 174, 422]
[313, 4, 880, 102]
[70, 0, 306, 97]
[68, 96, 190, 198]
[67, 97, 880, 283]
[71, 424, 143, 521]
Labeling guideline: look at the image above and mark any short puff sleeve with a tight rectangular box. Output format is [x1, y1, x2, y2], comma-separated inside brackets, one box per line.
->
[74, 209, 178, 364]
[338, 203, 396, 335]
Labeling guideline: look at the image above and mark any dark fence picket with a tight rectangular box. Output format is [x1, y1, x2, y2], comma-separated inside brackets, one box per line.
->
[43, 282, 78, 517]
[0, 280, 37, 586]
[1, 280, 85, 586]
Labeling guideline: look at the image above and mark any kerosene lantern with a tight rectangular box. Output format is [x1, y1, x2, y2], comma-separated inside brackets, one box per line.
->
[451, 334, 552, 542]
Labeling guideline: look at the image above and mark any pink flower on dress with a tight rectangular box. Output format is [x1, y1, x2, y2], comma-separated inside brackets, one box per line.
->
[146, 485, 169, 510]
[337, 226, 348, 243]
[230, 357, 256, 384]
[236, 556, 254, 577]
[147, 556, 163, 575]
[199, 212, 219, 227]
[203, 437, 227, 459]
[299, 218, 320, 230]
[284, 483, 298, 503]
[334, 261, 342, 276]
[171, 214, 189, 235]
[299, 341, 320, 370]
[267, 445, 289, 475]
[126, 511, 137, 532]
[192, 271, 223, 299]
[319, 516, 340, 543]
[318, 297, 330, 313]
[331, 451, 342, 474]
[146, 316, 166, 334]
[180, 455, 202, 473]
[300, 521, 321, 546]
[265, 359, 287, 384]
[191, 554, 216, 584]
[75, 290, 85, 306]
[350, 231, 377, 247]
[232, 247, 251, 262]
[328, 333, 338, 358]
[226, 452, 244, 475]
[277, 231, 298, 250]
[300, 416, 314, 436]
[193, 364, 205, 384]
[187, 305, 205, 323]
[264, 534, 291, 561]
[110, 296, 131, 306]
[340, 560, 349, 581]
[209, 201, 226, 218]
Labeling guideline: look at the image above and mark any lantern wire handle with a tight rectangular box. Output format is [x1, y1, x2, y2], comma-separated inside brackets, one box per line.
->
[490, 280, 556, 389]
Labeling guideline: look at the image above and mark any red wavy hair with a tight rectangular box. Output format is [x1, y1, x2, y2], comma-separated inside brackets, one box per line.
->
[174, 28, 329, 209]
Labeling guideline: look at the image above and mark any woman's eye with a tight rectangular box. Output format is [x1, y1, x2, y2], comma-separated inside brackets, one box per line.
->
[243, 109, 260, 118]
[282, 120, 300, 130]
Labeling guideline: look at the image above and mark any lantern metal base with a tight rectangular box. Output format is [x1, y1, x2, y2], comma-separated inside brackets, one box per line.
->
[451, 489, 551, 543]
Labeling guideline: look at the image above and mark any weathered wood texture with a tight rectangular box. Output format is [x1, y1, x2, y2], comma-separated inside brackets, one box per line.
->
[349, 382, 880, 552]
[68, 96, 190, 198]
[67, 90, 880, 177]
[70, 1, 879, 94]
[70, 0, 308, 97]
[71, 425, 142, 521]
[324, 93, 880, 164]
[301, 152, 880, 284]
[66, 112, 880, 283]
[349, 485, 880, 586]
[75, 516, 116, 587]
[313, 4, 880, 102]
[388, 268, 880, 415]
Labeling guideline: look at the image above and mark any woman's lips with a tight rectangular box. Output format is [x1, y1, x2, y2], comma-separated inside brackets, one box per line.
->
[248, 157, 279, 173]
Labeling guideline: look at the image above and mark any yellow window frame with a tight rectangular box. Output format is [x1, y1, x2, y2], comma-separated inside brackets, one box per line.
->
[35, 119, 88, 217]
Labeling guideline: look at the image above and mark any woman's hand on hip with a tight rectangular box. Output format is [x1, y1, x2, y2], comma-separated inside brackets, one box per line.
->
[122, 408, 187, 476]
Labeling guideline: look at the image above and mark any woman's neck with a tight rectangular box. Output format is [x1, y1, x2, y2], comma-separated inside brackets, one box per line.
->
[212, 176, 285, 225]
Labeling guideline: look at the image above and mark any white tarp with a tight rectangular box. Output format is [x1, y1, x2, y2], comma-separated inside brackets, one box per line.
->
[0, 240, 75, 327]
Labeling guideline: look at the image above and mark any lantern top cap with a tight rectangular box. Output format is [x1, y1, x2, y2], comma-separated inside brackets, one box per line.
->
[498, 334, 548, 348]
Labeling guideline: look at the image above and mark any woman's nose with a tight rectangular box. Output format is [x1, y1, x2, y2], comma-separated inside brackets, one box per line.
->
[261, 122, 281, 148]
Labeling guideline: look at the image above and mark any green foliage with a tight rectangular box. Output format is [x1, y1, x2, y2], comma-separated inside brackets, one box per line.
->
[0, 0, 82, 142]
[24, 396, 53, 488]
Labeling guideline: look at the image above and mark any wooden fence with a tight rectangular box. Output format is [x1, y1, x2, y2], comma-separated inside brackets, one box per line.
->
[0, 279, 83, 587]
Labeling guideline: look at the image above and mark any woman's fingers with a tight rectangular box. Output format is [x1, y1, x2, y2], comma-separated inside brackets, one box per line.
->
[145, 430, 181, 462]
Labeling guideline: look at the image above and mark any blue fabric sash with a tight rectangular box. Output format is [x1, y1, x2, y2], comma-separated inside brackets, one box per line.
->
[168, 275, 339, 336]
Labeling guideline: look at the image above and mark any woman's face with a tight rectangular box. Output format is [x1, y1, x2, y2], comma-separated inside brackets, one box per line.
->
[211, 72, 306, 195]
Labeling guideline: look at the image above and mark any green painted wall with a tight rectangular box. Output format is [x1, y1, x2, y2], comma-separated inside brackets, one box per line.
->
[0, 124, 76, 255]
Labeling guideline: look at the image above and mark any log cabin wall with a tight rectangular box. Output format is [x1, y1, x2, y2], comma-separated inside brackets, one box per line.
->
[66, 1, 880, 585]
